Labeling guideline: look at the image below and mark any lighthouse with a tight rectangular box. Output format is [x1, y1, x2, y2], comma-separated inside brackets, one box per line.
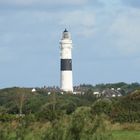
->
[60, 29, 73, 92]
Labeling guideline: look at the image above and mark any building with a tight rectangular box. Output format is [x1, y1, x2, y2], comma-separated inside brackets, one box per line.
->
[59, 29, 73, 92]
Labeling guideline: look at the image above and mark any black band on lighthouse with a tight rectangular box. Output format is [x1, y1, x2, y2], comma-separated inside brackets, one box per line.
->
[61, 59, 72, 70]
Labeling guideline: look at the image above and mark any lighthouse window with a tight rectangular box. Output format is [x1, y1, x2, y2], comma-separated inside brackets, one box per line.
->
[63, 33, 70, 39]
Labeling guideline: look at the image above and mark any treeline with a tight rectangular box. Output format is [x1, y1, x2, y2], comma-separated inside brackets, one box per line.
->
[92, 90, 140, 123]
[0, 87, 140, 139]
[78, 82, 140, 95]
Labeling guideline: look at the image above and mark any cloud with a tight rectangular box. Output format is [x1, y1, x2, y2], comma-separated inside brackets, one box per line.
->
[0, 0, 89, 7]
[60, 11, 95, 27]
[109, 8, 140, 56]
[59, 10, 95, 37]
[122, 0, 140, 8]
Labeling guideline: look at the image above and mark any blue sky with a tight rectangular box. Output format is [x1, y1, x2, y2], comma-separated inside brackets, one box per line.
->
[0, 0, 140, 88]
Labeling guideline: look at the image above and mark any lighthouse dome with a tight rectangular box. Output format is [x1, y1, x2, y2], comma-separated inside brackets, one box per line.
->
[64, 28, 68, 32]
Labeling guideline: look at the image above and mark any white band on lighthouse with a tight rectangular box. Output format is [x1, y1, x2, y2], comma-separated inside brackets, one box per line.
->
[60, 29, 73, 92]
[60, 71, 73, 92]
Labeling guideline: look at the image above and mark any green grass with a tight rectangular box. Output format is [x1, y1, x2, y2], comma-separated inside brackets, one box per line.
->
[112, 130, 140, 140]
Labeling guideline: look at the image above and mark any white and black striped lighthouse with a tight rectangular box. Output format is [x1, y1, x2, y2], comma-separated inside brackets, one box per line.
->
[60, 29, 73, 92]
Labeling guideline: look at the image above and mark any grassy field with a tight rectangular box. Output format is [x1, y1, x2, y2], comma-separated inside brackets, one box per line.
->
[9, 130, 140, 140]
[112, 130, 140, 140]
[1, 122, 140, 140]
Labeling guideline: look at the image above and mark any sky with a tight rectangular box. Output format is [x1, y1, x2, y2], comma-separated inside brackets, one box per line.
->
[0, 0, 140, 88]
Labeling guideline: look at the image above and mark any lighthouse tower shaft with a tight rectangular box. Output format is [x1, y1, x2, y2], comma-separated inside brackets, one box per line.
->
[60, 29, 73, 92]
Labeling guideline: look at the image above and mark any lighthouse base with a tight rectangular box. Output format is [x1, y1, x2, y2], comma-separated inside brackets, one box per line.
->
[60, 71, 73, 92]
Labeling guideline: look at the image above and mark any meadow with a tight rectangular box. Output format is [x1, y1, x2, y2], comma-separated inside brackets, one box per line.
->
[0, 87, 140, 140]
